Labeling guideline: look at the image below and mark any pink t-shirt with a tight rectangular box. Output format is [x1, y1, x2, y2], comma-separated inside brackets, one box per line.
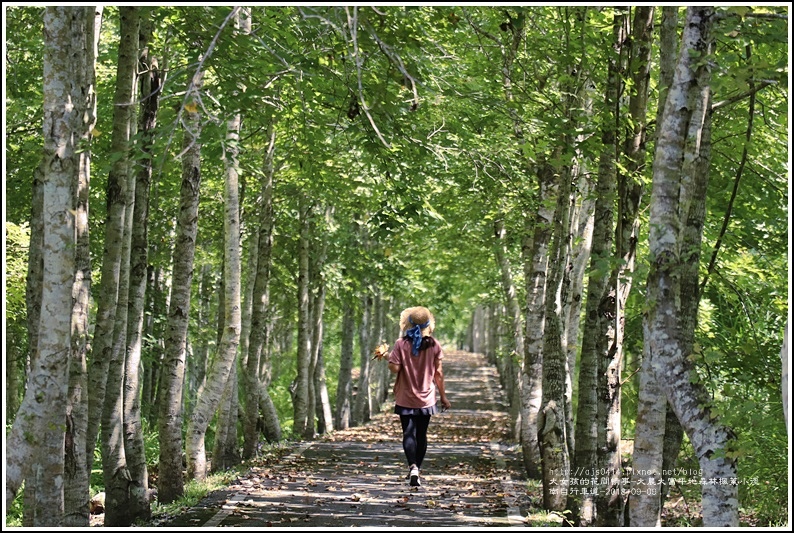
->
[388, 337, 443, 409]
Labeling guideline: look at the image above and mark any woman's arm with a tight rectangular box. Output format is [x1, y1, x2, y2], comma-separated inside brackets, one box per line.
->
[434, 359, 451, 410]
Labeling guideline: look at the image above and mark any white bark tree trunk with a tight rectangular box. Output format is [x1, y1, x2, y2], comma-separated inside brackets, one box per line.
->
[210, 6, 250, 467]
[539, 151, 573, 512]
[120, 11, 158, 522]
[521, 161, 557, 480]
[571, 12, 624, 524]
[212, 365, 240, 471]
[85, 6, 138, 480]
[354, 293, 374, 425]
[99, 7, 139, 526]
[494, 216, 525, 440]
[157, 67, 203, 503]
[186, 40, 244, 477]
[7, 7, 92, 523]
[644, 7, 738, 527]
[243, 120, 279, 458]
[629, 6, 678, 526]
[64, 6, 101, 527]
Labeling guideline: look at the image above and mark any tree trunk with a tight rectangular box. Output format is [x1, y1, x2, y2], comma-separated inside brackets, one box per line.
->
[142, 265, 164, 421]
[492, 9, 527, 444]
[85, 6, 138, 479]
[570, 10, 624, 525]
[368, 293, 383, 414]
[494, 217, 524, 440]
[292, 198, 313, 437]
[354, 294, 374, 425]
[186, 40, 245, 477]
[596, 7, 654, 526]
[100, 7, 140, 526]
[335, 299, 355, 430]
[487, 304, 499, 366]
[644, 7, 738, 527]
[315, 348, 334, 434]
[539, 152, 572, 512]
[5, 7, 90, 523]
[212, 364, 241, 471]
[310, 242, 332, 434]
[370, 294, 391, 410]
[120, 11, 159, 522]
[157, 67, 203, 504]
[521, 161, 557, 480]
[210, 6, 250, 469]
[238, 216, 258, 450]
[186, 263, 213, 420]
[64, 7, 101, 527]
[629, 6, 678, 526]
[306, 207, 329, 437]
[562, 159, 594, 457]
[258, 316, 282, 443]
[660, 22, 714, 506]
[25, 161, 44, 390]
[243, 120, 278, 458]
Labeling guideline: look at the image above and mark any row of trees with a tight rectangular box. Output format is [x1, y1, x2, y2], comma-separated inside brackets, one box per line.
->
[4, 4, 789, 527]
[462, 5, 788, 527]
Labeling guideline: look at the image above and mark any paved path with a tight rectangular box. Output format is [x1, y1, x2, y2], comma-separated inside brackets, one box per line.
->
[164, 351, 534, 527]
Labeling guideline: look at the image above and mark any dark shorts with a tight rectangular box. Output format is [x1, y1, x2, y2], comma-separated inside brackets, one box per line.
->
[394, 404, 438, 416]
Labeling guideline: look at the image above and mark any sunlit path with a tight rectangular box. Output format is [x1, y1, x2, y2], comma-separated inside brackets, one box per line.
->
[163, 350, 545, 527]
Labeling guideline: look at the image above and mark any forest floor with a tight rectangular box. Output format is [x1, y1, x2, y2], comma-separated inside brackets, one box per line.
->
[144, 350, 558, 528]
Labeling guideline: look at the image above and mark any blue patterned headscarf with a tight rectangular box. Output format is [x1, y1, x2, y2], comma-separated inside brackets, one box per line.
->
[405, 316, 431, 356]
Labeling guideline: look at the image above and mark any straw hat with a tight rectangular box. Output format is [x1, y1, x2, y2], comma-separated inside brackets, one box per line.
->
[399, 306, 435, 335]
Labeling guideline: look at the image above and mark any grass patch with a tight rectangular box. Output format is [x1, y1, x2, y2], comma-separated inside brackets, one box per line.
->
[142, 467, 244, 526]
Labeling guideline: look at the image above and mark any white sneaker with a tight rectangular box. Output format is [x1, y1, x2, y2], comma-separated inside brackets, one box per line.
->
[409, 466, 420, 486]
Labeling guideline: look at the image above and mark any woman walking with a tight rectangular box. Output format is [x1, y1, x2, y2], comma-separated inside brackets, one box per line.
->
[387, 306, 451, 486]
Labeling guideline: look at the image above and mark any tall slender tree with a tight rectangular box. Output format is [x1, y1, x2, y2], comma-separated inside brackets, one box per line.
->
[642, 7, 738, 527]
[119, 9, 160, 522]
[100, 7, 141, 526]
[354, 293, 374, 425]
[570, 9, 625, 525]
[63, 6, 102, 527]
[243, 119, 280, 458]
[292, 196, 313, 436]
[595, 7, 655, 526]
[6, 6, 93, 524]
[309, 207, 333, 435]
[629, 6, 678, 526]
[186, 7, 246, 479]
[85, 6, 137, 480]
[335, 297, 356, 430]
[157, 64, 204, 503]
[210, 6, 252, 469]
[538, 151, 573, 512]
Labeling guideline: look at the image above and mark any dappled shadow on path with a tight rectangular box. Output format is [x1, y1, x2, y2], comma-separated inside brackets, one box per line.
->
[162, 350, 553, 527]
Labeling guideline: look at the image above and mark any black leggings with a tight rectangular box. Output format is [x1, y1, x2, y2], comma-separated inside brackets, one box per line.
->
[399, 414, 431, 469]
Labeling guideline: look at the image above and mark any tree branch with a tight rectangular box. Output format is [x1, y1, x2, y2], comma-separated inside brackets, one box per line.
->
[345, 6, 391, 150]
[701, 44, 756, 294]
[361, 18, 420, 110]
[164, 7, 241, 162]
[711, 79, 774, 111]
